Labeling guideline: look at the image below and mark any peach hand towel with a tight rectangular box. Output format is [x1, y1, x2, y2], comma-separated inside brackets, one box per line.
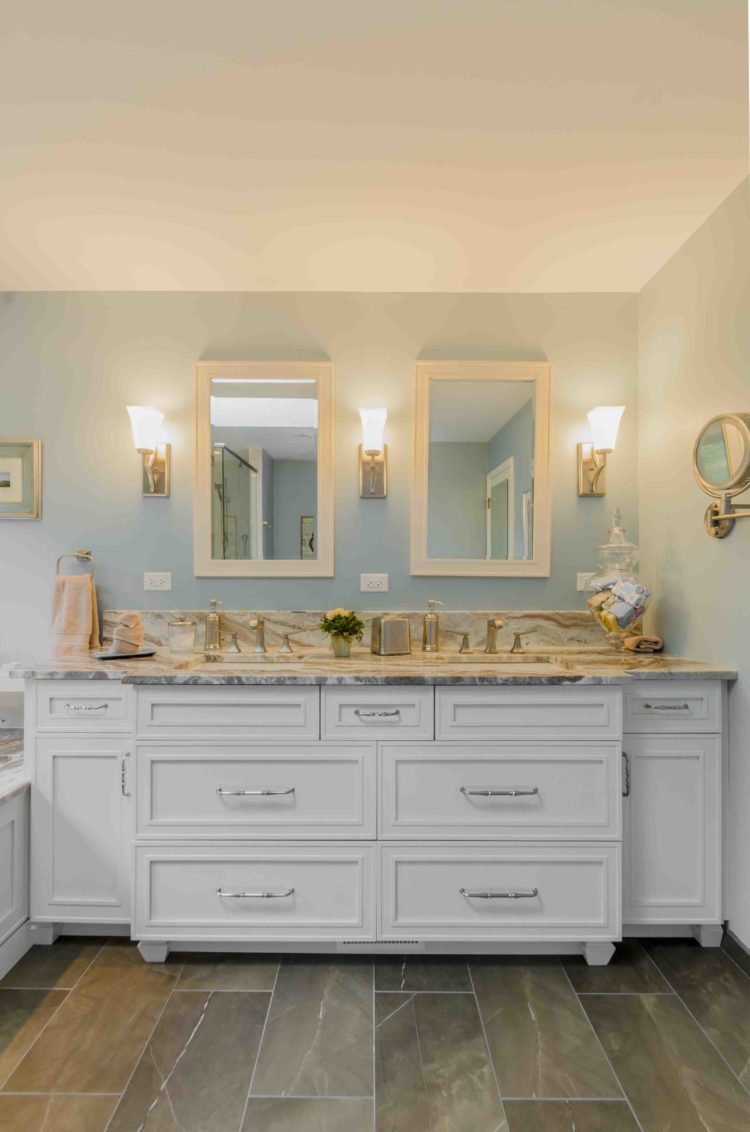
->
[624, 634, 664, 653]
[111, 611, 144, 653]
[51, 574, 100, 656]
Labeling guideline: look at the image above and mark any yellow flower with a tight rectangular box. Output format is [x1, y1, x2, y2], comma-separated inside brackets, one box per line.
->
[325, 607, 351, 618]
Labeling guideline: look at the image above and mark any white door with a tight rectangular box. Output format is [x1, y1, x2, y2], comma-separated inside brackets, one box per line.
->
[486, 458, 514, 559]
[32, 736, 133, 923]
[622, 735, 721, 925]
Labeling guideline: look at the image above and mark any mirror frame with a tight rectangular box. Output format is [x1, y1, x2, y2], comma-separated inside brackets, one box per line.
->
[194, 360, 334, 577]
[693, 413, 750, 498]
[410, 360, 552, 577]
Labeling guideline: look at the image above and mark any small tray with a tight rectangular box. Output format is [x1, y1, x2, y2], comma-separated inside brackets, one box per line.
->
[93, 647, 157, 661]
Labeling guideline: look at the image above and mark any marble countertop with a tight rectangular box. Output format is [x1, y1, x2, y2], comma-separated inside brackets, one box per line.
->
[9, 649, 736, 685]
[0, 761, 28, 804]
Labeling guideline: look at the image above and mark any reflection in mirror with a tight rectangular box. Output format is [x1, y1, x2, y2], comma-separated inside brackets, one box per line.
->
[427, 379, 535, 560]
[695, 418, 747, 489]
[210, 379, 318, 561]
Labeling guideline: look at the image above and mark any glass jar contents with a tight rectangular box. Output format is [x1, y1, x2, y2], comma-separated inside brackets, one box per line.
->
[168, 619, 196, 653]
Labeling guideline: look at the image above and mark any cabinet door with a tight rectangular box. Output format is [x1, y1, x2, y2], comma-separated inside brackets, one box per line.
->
[623, 735, 721, 925]
[0, 792, 29, 944]
[32, 737, 133, 923]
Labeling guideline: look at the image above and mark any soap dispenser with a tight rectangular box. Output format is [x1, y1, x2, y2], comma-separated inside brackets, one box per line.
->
[422, 599, 444, 653]
[204, 599, 223, 652]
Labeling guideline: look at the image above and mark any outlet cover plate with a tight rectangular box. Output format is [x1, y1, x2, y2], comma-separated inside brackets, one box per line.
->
[144, 572, 172, 591]
[577, 572, 596, 592]
[361, 573, 389, 592]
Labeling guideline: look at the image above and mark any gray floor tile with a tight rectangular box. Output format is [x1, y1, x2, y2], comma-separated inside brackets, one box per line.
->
[109, 990, 270, 1131]
[0, 988, 67, 1087]
[646, 940, 750, 1087]
[564, 940, 670, 994]
[583, 992, 750, 1132]
[175, 953, 279, 991]
[471, 959, 621, 1099]
[375, 991, 506, 1132]
[0, 940, 101, 989]
[375, 956, 472, 992]
[242, 1097, 373, 1131]
[504, 1099, 639, 1131]
[251, 959, 373, 1098]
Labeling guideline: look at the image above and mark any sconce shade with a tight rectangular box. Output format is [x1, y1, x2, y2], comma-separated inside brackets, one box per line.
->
[127, 405, 165, 452]
[587, 406, 625, 453]
[359, 408, 387, 454]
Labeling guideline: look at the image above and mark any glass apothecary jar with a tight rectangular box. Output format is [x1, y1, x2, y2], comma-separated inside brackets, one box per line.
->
[586, 509, 651, 647]
[168, 618, 196, 653]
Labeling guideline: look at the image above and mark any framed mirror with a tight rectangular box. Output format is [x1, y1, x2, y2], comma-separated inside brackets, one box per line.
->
[693, 412, 750, 539]
[194, 361, 334, 576]
[411, 361, 551, 576]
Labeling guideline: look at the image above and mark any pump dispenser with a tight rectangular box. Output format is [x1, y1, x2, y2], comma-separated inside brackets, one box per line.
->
[204, 598, 223, 652]
[422, 599, 444, 653]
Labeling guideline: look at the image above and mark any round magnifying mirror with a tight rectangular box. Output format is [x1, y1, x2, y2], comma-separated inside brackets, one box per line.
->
[693, 413, 750, 498]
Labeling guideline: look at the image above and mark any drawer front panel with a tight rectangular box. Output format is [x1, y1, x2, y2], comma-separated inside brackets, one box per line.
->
[135, 843, 375, 940]
[436, 687, 622, 740]
[322, 686, 434, 740]
[380, 743, 621, 840]
[36, 681, 133, 733]
[137, 745, 376, 839]
[136, 686, 320, 739]
[380, 843, 620, 940]
[624, 681, 721, 733]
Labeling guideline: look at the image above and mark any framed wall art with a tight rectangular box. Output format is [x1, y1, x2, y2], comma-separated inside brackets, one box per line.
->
[0, 440, 42, 519]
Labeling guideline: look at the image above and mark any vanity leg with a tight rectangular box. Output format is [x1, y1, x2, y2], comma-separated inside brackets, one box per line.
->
[692, 924, 723, 948]
[583, 942, 615, 966]
[138, 940, 170, 964]
[29, 923, 60, 946]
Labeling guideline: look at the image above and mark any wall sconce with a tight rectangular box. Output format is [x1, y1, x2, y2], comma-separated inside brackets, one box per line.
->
[127, 406, 171, 497]
[359, 408, 387, 498]
[577, 406, 625, 496]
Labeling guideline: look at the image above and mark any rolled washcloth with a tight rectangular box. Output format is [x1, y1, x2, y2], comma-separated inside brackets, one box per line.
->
[624, 634, 664, 653]
[51, 574, 100, 656]
[110, 611, 145, 653]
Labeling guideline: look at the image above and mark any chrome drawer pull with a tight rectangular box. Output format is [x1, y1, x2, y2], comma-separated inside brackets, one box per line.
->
[216, 787, 295, 797]
[65, 703, 109, 713]
[460, 786, 539, 798]
[460, 887, 538, 900]
[217, 887, 295, 899]
[642, 702, 690, 712]
[354, 709, 401, 719]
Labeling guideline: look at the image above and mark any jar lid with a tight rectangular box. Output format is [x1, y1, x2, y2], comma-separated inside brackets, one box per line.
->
[168, 619, 194, 627]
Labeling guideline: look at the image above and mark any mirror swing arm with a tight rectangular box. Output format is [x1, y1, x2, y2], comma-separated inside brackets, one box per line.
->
[693, 412, 750, 540]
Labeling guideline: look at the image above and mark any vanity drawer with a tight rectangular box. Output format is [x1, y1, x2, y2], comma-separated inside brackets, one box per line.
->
[322, 687, 434, 739]
[379, 843, 620, 941]
[136, 744, 376, 839]
[436, 686, 621, 740]
[380, 743, 621, 840]
[134, 842, 375, 941]
[136, 686, 320, 740]
[35, 681, 133, 732]
[624, 681, 721, 733]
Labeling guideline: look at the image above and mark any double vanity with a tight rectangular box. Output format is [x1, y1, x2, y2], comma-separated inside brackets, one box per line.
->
[13, 620, 732, 967]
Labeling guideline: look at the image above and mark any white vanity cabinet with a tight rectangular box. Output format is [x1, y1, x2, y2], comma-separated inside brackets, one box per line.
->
[28, 682, 135, 925]
[0, 791, 28, 947]
[23, 676, 726, 962]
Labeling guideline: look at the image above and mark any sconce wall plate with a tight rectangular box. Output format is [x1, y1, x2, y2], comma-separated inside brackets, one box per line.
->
[577, 441, 607, 496]
[359, 444, 387, 498]
[139, 443, 171, 497]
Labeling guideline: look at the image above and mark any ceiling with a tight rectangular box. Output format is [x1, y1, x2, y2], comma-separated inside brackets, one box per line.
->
[2, 1, 747, 292]
[430, 380, 532, 441]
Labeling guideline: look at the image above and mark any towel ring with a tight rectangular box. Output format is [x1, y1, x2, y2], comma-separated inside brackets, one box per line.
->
[56, 550, 95, 577]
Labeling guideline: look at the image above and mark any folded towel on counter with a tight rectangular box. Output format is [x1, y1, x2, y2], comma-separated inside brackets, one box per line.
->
[51, 574, 100, 656]
[624, 634, 664, 653]
[110, 611, 144, 653]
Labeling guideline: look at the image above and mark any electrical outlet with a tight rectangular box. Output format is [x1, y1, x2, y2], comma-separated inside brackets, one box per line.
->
[144, 572, 172, 591]
[360, 572, 389, 592]
[577, 572, 595, 592]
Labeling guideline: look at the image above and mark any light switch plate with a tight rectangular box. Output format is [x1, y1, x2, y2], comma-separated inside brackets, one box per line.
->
[361, 573, 389, 592]
[144, 572, 172, 591]
[577, 572, 596, 592]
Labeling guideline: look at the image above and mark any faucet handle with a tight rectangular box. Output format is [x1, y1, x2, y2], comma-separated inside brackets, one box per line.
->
[444, 629, 471, 654]
[510, 629, 537, 654]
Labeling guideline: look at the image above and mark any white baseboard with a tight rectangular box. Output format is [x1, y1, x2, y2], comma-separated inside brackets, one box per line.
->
[0, 919, 32, 980]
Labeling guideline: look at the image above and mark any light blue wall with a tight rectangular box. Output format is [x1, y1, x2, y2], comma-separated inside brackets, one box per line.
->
[427, 442, 487, 558]
[0, 291, 639, 658]
[487, 398, 534, 558]
[272, 461, 317, 559]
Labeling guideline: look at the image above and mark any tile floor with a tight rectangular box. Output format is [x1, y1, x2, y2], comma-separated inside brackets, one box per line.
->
[0, 937, 748, 1130]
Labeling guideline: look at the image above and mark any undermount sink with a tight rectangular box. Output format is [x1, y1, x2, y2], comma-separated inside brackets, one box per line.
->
[177, 649, 569, 674]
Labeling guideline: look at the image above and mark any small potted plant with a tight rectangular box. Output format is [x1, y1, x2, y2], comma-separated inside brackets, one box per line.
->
[319, 608, 365, 658]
